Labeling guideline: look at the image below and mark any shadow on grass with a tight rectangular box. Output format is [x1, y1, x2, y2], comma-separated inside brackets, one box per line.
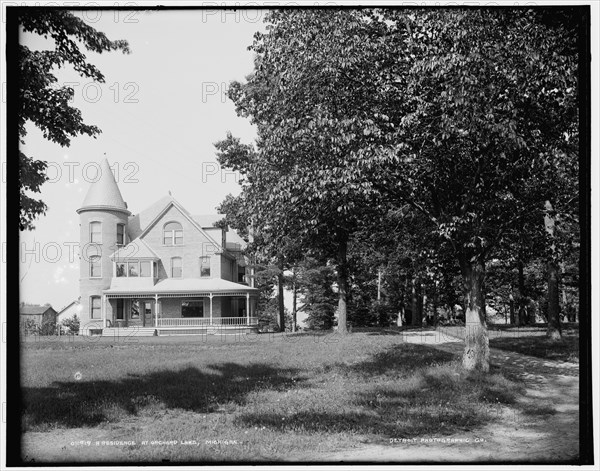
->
[23, 362, 303, 431]
[237, 343, 524, 438]
[490, 335, 579, 363]
[341, 343, 456, 376]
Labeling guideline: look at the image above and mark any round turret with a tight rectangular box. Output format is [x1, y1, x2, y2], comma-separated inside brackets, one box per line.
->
[78, 158, 131, 334]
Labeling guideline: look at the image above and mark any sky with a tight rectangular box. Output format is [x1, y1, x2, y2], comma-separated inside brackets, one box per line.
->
[17, 9, 305, 316]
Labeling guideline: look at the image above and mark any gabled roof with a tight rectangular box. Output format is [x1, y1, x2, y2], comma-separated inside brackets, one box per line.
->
[128, 195, 174, 240]
[110, 238, 159, 260]
[104, 278, 258, 295]
[128, 196, 200, 239]
[20, 305, 56, 315]
[77, 158, 130, 215]
[137, 197, 225, 252]
[57, 299, 80, 316]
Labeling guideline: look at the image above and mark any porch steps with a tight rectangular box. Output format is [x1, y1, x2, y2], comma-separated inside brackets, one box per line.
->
[101, 327, 157, 337]
[158, 326, 258, 336]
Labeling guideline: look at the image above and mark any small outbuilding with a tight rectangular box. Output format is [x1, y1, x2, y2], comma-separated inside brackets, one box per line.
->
[20, 304, 57, 333]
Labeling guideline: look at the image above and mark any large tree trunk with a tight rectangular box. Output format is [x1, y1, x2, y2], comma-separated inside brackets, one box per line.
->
[547, 261, 562, 339]
[432, 282, 439, 326]
[411, 279, 421, 327]
[336, 235, 349, 334]
[517, 259, 527, 326]
[277, 256, 285, 332]
[459, 257, 490, 372]
[291, 269, 297, 332]
[509, 293, 516, 325]
[544, 200, 562, 340]
[560, 263, 573, 322]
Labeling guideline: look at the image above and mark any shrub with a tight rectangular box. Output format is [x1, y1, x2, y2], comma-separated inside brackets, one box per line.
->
[61, 314, 80, 335]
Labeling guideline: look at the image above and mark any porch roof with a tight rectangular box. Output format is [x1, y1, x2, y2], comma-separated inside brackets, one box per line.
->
[103, 277, 258, 297]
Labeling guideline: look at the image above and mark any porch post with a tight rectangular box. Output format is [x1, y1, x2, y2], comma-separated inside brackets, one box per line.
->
[209, 294, 213, 325]
[246, 293, 250, 325]
[154, 294, 158, 327]
[102, 294, 107, 328]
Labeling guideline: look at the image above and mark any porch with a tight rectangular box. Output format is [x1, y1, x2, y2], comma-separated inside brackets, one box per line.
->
[100, 278, 260, 335]
[156, 316, 258, 327]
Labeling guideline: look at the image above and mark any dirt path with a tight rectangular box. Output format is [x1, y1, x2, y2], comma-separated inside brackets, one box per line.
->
[311, 337, 579, 463]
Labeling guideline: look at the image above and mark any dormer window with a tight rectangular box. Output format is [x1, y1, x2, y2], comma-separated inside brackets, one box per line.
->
[115, 260, 152, 277]
[128, 261, 139, 277]
[140, 260, 151, 277]
[163, 222, 183, 246]
[90, 221, 102, 244]
[117, 224, 125, 245]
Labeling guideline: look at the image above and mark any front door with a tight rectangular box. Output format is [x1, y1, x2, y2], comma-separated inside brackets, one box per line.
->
[143, 301, 153, 327]
[129, 299, 153, 327]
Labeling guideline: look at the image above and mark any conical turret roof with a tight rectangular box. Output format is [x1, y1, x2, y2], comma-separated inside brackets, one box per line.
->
[77, 158, 130, 214]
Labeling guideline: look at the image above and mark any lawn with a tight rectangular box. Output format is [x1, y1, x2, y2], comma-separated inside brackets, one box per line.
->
[21, 332, 530, 463]
[438, 324, 580, 363]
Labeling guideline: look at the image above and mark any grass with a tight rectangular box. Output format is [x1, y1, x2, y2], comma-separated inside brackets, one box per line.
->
[489, 331, 579, 363]
[21, 332, 527, 462]
[438, 324, 579, 363]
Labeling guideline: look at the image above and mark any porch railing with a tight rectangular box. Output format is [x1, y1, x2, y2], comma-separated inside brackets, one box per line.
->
[157, 317, 258, 328]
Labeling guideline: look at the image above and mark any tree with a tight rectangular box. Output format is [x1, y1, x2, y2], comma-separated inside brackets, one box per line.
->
[296, 257, 337, 331]
[16, 9, 129, 230]
[361, 9, 579, 370]
[223, 10, 393, 334]
[220, 8, 578, 367]
[61, 314, 80, 335]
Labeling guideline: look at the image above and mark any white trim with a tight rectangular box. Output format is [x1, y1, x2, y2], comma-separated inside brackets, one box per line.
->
[89, 255, 102, 278]
[90, 295, 102, 320]
[102, 294, 107, 328]
[246, 293, 250, 325]
[89, 221, 102, 244]
[162, 220, 184, 246]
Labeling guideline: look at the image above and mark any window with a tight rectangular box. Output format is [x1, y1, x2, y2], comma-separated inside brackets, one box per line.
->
[163, 222, 183, 246]
[182, 300, 203, 318]
[200, 256, 210, 277]
[90, 222, 102, 244]
[153, 261, 158, 278]
[238, 270, 246, 283]
[116, 262, 126, 277]
[90, 296, 101, 319]
[128, 261, 139, 277]
[116, 299, 124, 320]
[140, 261, 151, 277]
[171, 257, 182, 278]
[117, 224, 125, 245]
[90, 256, 101, 278]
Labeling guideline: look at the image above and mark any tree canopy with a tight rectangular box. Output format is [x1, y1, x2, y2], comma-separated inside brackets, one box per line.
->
[17, 9, 130, 230]
[216, 8, 580, 370]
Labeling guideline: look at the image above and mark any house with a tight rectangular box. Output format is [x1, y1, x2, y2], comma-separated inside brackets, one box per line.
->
[56, 298, 82, 326]
[77, 158, 258, 336]
[20, 304, 57, 331]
